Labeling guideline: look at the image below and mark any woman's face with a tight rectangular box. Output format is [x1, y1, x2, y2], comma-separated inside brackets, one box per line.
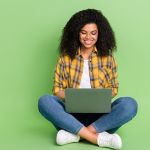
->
[79, 23, 98, 50]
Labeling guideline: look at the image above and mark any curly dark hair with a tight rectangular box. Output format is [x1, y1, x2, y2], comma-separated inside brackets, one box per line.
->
[59, 9, 116, 59]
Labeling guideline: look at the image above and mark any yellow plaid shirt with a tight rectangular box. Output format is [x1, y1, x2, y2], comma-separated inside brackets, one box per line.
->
[52, 49, 119, 97]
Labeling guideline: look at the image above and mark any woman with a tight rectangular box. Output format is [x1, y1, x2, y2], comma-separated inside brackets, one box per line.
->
[38, 9, 138, 149]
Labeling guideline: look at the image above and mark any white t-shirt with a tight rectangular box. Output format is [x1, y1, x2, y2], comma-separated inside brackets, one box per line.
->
[79, 60, 91, 88]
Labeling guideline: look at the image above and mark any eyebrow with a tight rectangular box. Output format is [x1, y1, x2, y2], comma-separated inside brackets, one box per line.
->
[80, 30, 98, 32]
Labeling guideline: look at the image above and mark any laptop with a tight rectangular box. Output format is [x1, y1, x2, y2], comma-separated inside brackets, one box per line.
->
[65, 88, 112, 113]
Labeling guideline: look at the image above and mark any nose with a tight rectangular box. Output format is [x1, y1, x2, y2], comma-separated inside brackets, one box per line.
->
[85, 33, 91, 39]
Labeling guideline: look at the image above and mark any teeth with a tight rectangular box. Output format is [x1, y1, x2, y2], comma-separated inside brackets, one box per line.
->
[85, 40, 92, 42]
[85, 41, 92, 44]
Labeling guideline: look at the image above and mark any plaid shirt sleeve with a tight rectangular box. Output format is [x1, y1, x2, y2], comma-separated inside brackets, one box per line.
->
[52, 57, 67, 95]
[110, 56, 119, 97]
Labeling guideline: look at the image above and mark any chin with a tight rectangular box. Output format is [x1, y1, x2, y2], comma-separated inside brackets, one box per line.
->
[84, 45, 94, 49]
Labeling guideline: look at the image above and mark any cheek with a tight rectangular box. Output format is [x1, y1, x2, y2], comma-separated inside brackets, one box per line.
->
[94, 34, 98, 39]
[93, 34, 98, 42]
[79, 35, 85, 42]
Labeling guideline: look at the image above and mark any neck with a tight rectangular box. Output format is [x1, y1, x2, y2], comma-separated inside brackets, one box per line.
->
[80, 46, 94, 59]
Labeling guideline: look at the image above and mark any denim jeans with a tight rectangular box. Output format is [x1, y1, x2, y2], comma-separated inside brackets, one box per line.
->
[38, 95, 138, 134]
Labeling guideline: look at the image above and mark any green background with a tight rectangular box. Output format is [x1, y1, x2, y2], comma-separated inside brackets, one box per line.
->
[0, 0, 149, 150]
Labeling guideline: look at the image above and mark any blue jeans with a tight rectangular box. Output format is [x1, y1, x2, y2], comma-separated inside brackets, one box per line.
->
[38, 95, 138, 134]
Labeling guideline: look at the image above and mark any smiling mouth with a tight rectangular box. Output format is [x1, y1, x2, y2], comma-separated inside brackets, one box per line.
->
[84, 40, 93, 45]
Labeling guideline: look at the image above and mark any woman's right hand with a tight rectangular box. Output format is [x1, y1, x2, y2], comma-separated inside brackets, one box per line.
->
[55, 90, 65, 100]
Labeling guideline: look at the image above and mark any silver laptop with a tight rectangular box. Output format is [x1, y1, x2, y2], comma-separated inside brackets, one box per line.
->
[65, 88, 112, 113]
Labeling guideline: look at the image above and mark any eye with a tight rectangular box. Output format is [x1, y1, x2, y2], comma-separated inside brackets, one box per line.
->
[80, 31, 86, 34]
[91, 31, 97, 35]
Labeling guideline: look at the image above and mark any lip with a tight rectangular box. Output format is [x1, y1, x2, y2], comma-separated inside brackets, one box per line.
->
[84, 40, 93, 45]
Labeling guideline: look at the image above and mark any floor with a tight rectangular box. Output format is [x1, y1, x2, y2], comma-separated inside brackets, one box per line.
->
[1, 95, 149, 150]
